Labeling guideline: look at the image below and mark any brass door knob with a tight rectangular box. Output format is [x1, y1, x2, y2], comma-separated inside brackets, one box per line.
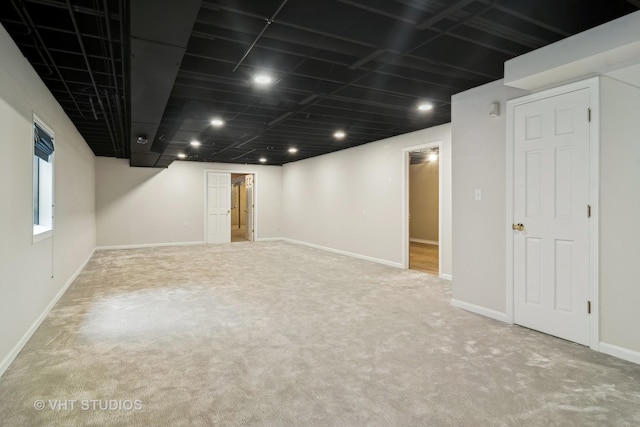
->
[512, 223, 524, 231]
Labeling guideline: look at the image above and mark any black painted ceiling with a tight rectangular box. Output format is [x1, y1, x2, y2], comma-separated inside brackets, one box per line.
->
[1, 0, 639, 167]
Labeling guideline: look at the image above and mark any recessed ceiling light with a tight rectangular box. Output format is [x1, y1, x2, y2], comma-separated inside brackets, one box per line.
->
[418, 102, 434, 111]
[177, 153, 186, 159]
[259, 157, 267, 163]
[428, 152, 438, 162]
[190, 140, 201, 147]
[210, 118, 224, 127]
[334, 130, 346, 140]
[254, 74, 273, 85]
[288, 147, 298, 154]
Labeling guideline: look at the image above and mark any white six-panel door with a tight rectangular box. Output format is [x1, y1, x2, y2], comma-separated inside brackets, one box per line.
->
[206, 172, 231, 244]
[513, 88, 591, 345]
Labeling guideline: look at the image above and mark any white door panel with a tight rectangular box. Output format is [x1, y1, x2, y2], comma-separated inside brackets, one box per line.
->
[206, 172, 231, 244]
[513, 88, 590, 345]
[245, 174, 254, 241]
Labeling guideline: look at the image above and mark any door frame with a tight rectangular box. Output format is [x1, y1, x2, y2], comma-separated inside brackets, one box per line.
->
[243, 173, 255, 242]
[204, 169, 258, 243]
[402, 141, 443, 274]
[505, 77, 600, 350]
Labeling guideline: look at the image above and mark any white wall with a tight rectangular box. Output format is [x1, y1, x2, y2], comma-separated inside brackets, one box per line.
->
[0, 25, 96, 376]
[599, 76, 640, 355]
[95, 158, 282, 247]
[282, 125, 452, 274]
[451, 80, 528, 316]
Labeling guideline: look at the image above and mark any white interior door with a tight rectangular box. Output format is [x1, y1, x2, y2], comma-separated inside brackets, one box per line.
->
[206, 172, 231, 244]
[245, 174, 254, 241]
[513, 88, 591, 345]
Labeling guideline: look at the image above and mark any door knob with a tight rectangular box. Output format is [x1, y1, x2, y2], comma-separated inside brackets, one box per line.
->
[512, 223, 524, 231]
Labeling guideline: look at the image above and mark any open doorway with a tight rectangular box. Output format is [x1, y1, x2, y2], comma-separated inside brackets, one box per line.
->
[403, 143, 441, 275]
[230, 173, 255, 242]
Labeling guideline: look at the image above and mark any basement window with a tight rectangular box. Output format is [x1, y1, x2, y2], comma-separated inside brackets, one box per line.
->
[33, 117, 54, 242]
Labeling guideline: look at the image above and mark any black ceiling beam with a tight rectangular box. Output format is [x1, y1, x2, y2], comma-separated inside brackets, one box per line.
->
[0, 18, 121, 43]
[24, 0, 119, 19]
[128, 0, 202, 167]
[118, 0, 129, 157]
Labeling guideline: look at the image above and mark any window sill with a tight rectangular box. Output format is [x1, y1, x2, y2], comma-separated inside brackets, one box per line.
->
[33, 226, 53, 243]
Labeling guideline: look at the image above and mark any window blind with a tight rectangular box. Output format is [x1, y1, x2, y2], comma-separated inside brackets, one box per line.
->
[34, 123, 54, 161]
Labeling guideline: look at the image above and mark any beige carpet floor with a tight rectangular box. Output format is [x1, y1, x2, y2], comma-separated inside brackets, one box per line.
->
[1, 241, 639, 426]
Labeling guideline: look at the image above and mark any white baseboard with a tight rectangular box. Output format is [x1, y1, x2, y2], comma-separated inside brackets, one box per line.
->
[599, 342, 640, 365]
[0, 248, 95, 379]
[410, 238, 439, 245]
[439, 273, 453, 281]
[282, 238, 403, 269]
[451, 299, 509, 323]
[96, 241, 205, 251]
[255, 237, 284, 242]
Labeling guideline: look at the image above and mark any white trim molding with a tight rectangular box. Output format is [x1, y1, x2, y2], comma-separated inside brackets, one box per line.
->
[439, 273, 453, 281]
[451, 299, 509, 323]
[599, 343, 640, 366]
[409, 238, 439, 245]
[283, 238, 403, 269]
[96, 241, 205, 251]
[0, 248, 95, 378]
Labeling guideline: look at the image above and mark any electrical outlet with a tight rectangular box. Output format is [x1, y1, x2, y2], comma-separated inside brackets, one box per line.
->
[475, 189, 482, 201]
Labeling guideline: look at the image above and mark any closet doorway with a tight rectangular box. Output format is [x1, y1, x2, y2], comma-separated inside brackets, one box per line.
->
[230, 173, 255, 242]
